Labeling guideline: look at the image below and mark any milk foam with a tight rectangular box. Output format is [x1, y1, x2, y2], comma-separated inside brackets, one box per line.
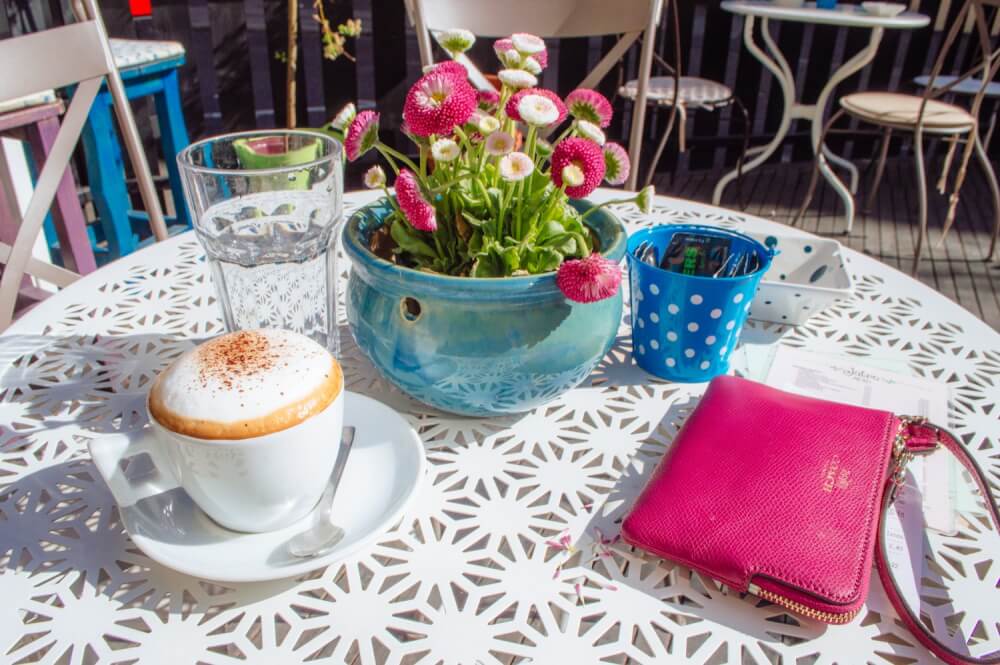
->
[150, 329, 339, 434]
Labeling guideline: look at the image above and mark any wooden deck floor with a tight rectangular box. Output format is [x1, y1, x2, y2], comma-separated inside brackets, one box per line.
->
[660, 159, 1000, 331]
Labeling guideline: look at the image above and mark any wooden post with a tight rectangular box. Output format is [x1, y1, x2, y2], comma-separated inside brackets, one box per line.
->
[286, 0, 298, 128]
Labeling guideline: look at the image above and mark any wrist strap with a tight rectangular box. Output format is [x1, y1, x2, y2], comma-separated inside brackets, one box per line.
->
[876, 422, 1000, 665]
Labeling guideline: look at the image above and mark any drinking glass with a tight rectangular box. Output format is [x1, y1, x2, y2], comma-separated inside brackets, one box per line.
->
[178, 130, 344, 354]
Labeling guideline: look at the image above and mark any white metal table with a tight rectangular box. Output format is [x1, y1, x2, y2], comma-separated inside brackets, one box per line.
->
[1, 189, 997, 664]
[715, 1, 930, 232]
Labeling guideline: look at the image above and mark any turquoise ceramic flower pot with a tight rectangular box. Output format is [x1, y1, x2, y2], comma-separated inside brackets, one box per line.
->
[343, 199, 626, 416]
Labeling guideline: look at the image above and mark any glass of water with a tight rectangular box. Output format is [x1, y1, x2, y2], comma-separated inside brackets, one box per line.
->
[177, 130, 344, 354]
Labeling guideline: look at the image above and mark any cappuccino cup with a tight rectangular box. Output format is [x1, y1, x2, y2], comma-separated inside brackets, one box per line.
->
[146, 329, 344, 533]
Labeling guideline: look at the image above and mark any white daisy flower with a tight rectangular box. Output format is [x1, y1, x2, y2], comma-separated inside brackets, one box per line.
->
[499, 151, 534, 182]
[522, 56, 542, 75]
[561, 164, 585, 187]
[498, 69, 537, 89]
[476, 114, 501, 134]
[484, 131, 516, 156]
[575, 120, 606, 145]
[503, 49, 522, 68]
[435, 28, 475, 55]
[517, 94, 559, 126]
[330, 102, 356, 131]
[511, 32, 545, 55]
[431, 138, 461, 162]
[363, 165, 386, 189]
[636, 184, 655, 214]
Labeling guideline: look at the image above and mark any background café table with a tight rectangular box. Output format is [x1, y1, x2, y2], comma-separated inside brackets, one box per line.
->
[1, 188, 996, 663]
[715, 1, 930, 232]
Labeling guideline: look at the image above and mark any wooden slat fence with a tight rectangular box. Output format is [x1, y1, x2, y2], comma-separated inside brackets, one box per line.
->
[2, 0, 999, 177]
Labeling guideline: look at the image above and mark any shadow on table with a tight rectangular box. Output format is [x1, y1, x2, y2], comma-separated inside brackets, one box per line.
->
[0, 332, 206, 451]
[0, 457, 308, 607]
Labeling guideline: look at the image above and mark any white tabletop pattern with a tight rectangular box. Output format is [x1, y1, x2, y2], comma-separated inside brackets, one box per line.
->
[1, 189, 997, 664]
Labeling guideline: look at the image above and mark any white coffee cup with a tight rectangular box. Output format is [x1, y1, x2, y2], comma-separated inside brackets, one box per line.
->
[145, 329, 345, 533]
[146, 391, 343, 533]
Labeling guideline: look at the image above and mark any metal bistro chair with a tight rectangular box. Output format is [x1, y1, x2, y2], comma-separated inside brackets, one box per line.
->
[0, 0, 167, 329]
[795, 0, 1000, 273]
[618, 0, 750, 196]
[407, 0, 664, 191]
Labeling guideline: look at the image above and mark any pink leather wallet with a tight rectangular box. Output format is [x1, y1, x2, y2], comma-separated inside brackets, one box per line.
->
[621, 375, 998, 665]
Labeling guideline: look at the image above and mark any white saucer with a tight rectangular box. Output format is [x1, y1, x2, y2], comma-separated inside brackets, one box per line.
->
[89, 392, 425, 583]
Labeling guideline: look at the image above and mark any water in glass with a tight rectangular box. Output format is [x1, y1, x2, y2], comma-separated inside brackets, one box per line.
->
[178, 131, 344, 354]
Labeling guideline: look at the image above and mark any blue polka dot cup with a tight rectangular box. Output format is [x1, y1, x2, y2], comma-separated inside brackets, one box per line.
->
[626, 225, 773, 382]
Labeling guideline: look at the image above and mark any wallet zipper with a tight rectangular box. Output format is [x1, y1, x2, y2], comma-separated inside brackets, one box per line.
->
[747, 583, 860, 624]
[748, 417, 939, 625]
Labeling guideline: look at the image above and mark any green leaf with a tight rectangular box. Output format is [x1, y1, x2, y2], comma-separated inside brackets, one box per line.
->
[567, 232, 589, 258]
[390, 219, 438, 260]
[499, 245, 521, 273]
[537, 220, 565, 242]
[471, 252, 503, 277]
[525, 247, 563, 273]
[540, 233, 577, 256]
[467, 230, 483, 254]
[461, 211, 488, 228]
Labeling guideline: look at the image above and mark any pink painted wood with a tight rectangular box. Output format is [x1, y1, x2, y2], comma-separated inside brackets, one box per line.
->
[0, 101, 97, 278]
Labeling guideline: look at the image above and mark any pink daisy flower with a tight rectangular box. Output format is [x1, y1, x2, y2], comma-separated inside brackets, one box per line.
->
[505, 88, 567, 124]
[344, 110, 380, 161]
[477, 88, 500, 111]
[556, 254, 622, 303]
[403, 72, 477, 137]
[528, 49, 548, 69]
[566, 89, 613, 128]
[603, 142, 631, 186]
[493, 37, 514, 58]
[551, 138, 606, 198]
[395, 169, 437, 232]
[429, 60, 468, 82]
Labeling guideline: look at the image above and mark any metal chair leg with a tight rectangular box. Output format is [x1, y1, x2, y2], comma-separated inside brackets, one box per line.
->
[864, 127, 892, 213]
[911, 133, 929, 275]
[733, 97, 751, 210]
[643, 103, 680, 189]
[793, 109, 845, 228]
[972, 132, 1000, 261]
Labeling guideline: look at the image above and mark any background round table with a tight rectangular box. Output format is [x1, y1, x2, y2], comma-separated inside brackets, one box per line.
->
[715, 1, 930, 234]
[1, 189, 997, 664]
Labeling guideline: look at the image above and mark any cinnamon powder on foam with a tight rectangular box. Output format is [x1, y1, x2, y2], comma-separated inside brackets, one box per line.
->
[197, 330, 277, 391]
[151, 330, 342, 440]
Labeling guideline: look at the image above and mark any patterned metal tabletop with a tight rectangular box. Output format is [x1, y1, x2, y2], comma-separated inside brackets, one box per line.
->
[1, 189, 996, 664]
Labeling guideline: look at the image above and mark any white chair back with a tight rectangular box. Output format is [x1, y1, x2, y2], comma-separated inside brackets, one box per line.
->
[407, 0, 663, 190]
[0, 0, 167, 330]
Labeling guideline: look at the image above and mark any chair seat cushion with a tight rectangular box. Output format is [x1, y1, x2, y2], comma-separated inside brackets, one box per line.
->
[840, 92, 974, 131]
[619, 76, 733, 108]
[0, 90, 57, 115]
[110, 39, 186, 69]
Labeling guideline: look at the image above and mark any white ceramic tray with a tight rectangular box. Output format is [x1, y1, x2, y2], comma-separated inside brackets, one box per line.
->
[747, 232, 854, 326]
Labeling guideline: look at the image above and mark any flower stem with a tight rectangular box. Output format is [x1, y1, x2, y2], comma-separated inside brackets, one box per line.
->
[376, 146, 401, 175]
[377, 143, 420, 174]
[381, 187, 403, 216]
[579, 197, 635, 220]
[429, 177, 467, 194]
